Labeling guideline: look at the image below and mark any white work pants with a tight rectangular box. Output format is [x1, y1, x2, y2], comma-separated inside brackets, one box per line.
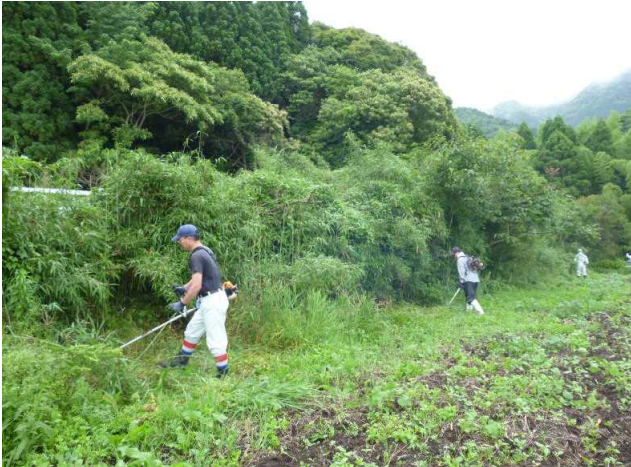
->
[184, 290, 229, 357]
[577, 263, 588, 276]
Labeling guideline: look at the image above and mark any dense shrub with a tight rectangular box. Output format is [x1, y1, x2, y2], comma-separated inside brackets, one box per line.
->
[2, 155, 117, 326]
[591, 259, 627, 270]
[421, 135, 576, 284]
[2, 138, 594, 333]
[98, 146, 449, 306]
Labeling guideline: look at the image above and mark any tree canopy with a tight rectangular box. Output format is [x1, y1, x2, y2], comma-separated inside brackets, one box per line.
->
[3, 1, 631, 327]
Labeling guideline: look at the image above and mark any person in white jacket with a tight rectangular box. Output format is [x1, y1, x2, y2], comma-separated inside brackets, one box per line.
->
[451, 247, 484, 315]
[574, 249, 589, 277]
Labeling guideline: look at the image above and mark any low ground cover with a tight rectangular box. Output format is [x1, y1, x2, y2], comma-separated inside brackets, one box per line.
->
[3, 272, 630, 466]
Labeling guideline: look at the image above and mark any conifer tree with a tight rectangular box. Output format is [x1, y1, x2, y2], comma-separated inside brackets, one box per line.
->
[2, 1, 82, 161]
[585, 120, 615, 156]
[620, 109, 631, 133]
[536, 130, 577, 175]
[517, 122, 537, 149]
[615, 131, 631, 160]
[80, 1, 154, 48]
[538, 116, 578, 146]
[591, 151, 615, 189]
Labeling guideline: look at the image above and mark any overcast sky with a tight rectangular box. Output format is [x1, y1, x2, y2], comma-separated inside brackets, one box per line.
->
[302, 0, 631, 112]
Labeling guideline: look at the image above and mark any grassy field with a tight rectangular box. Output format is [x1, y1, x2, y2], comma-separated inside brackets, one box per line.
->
[3, 271, 631, 466]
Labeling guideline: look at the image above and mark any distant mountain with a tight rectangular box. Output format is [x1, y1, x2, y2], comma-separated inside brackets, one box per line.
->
[454, 107, 517, 137]
[492, 69, 631, 127]
[491, 101, 547, 128]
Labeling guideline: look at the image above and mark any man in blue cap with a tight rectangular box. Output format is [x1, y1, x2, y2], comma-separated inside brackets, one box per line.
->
[158, 224, 230, 378]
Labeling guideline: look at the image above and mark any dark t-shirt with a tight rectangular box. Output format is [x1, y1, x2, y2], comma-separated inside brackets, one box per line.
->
[190, 246, 222, 294]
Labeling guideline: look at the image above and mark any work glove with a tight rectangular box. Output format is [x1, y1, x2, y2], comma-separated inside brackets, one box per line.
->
[456, 281, 464, 289]
[172, 285, 187, 298]
[170, 300, 186, 314]
[223, 281, 238, 298]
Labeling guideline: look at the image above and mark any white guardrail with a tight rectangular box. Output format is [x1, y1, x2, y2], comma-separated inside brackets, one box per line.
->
[10, 187, 92, 196]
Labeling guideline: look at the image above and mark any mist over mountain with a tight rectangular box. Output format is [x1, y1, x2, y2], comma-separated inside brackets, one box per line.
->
[491, 69, 631, 127]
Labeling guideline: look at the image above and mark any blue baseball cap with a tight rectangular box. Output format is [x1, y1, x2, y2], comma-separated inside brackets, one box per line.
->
[171, 224, 199, 242]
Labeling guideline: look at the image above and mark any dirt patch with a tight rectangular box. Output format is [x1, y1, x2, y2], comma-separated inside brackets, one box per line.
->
[250, 305, 631, 466]
[415, 371, 447, 389]
[525, 309, 631, 466]
[248, 408, 373, 466]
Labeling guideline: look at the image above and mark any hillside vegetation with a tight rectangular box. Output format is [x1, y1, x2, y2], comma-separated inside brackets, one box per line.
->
[454, 108, 517, 137]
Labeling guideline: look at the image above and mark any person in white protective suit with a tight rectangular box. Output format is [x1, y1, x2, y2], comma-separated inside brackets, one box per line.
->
[574, 248, 589, 277]
[158, 224, 236, 378]
[451, 247, 485, 315]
